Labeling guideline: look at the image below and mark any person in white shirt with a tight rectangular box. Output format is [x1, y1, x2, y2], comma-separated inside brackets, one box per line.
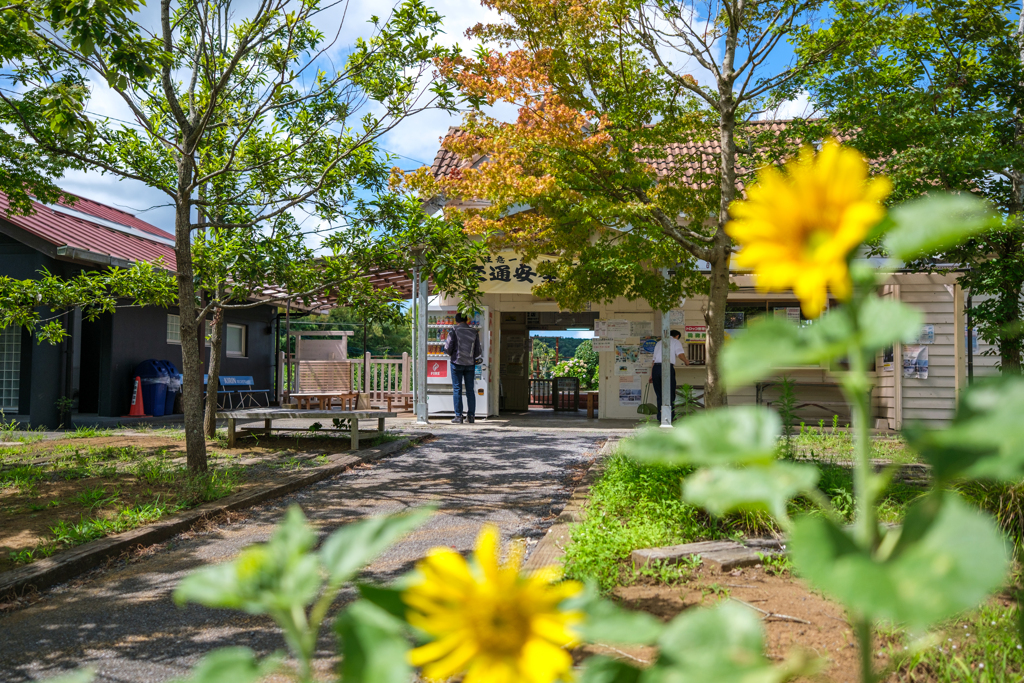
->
[650, 329, 688, 421]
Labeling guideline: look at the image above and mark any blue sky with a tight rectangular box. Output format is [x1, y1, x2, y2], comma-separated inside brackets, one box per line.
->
[55, 0, 811, 237]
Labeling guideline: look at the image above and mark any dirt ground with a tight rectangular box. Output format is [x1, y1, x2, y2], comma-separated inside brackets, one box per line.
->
[581, 564, 868, 682]
[0, 430, 385, 572]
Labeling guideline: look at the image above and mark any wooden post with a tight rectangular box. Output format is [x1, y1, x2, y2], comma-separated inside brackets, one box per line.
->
[364, 351, 371, 395]
[351, 418, 360, 450]
[587, 392, 595, 419]
[402, 352, 409, 392]
[227, 417, 236, 448]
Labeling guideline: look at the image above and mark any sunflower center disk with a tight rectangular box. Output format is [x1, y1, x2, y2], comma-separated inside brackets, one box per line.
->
[469, 595, 532, 656]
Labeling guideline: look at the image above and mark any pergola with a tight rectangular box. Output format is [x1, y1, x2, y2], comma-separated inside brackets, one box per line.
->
[268, 264, 434, 423]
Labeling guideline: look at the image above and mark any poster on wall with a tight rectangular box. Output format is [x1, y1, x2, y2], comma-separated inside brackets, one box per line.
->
[635, 366, 651, 379]
[685, 325, 707, 342]
[615, 345, 640, 363]
[774, 307, 801, 322]
[592, 338, 614, 352]
[630, 320, 653, 337]
[919, 325, 935, 344]
[639, 337, 658, 354]
[966, 326, 979, 352]
[596, 319, 631, 339]
[882, 346, 894, 373]
[903, 345, 929, 379]
[616, 363, 634, 376]
[619, 380, 642, 406]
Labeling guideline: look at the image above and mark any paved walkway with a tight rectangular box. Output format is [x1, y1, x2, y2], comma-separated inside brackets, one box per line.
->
[0, 425, 611, 683]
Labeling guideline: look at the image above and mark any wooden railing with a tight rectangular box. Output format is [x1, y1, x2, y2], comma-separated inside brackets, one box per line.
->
[356, 353, 412, 410]
[278, 352, 413, 411]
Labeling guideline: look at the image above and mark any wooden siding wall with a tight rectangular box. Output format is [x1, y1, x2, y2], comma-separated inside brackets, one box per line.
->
[893, 274, 961, 428]
[873, 284, 899, 429]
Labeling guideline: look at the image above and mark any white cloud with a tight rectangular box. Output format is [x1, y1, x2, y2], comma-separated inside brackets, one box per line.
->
[763, 91, 813, 121]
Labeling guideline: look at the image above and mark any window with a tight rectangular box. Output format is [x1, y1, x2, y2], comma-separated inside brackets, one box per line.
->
[166, 314, 181, 343]
[226, 324, 247, 357]
[167, 314, 213, 345]
[0, 325, 20, 411]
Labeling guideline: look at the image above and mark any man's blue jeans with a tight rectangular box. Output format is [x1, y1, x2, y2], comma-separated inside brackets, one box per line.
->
[452, 364, 476, 417]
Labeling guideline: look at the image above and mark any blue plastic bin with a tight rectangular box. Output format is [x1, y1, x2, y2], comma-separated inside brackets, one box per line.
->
[135, 359, 169, 417]
[160, 361, 180, 415]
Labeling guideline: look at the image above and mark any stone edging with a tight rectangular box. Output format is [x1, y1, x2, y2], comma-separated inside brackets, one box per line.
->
[523, 437, 619, 572]
[0, 434, 430, 601]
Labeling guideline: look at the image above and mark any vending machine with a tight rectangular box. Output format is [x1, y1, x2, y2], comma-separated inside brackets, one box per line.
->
[426, 306, 490, 418]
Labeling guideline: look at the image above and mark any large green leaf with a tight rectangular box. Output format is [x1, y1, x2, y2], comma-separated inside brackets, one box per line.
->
[320, 508, 434, 586]
[170, 648, 279, 683]
[904, 377, 1024, 482]
[884, 193, 996, 261]
[722, 301, 919, 390]
[628, 407, 781, 467]
[789, 496, 1008, 630]
[721, 315, 850, 390]
[856, 297, 922, 355]
[174, 505, 322, 614]
[683, 462, 820, 521]
[640, 602, 810, 683]
[579, 656, 643, 683]
[335, 600, 413, 683]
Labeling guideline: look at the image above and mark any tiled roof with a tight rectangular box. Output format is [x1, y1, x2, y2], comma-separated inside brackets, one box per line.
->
[0, 191, 177, 269]
[428, 120, 817, 189]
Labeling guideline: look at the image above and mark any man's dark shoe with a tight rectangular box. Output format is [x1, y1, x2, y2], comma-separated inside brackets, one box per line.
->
[467, 416, 475, 423]
[451, 416, 464, 424]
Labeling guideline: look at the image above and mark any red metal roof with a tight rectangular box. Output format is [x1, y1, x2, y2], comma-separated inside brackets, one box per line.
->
[0, 192, 177, 269]
[55, 194, 173, 239]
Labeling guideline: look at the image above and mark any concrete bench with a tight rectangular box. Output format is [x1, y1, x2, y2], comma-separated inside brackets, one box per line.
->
[216, 408, 397, 448]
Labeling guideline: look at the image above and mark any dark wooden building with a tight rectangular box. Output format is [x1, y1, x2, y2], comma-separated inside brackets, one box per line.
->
[0, 192, 276, 427]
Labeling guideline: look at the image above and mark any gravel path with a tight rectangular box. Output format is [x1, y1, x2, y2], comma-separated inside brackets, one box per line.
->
[0, 426, 607, 683]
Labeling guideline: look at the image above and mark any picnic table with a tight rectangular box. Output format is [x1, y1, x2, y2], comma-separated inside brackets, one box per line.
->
[216, 408, 397, 448]
[288, 392, 360, 410]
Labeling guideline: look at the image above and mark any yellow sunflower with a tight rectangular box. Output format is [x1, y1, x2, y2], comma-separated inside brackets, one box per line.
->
[726, 139, 892, 317]
[403, 525, 583, 683]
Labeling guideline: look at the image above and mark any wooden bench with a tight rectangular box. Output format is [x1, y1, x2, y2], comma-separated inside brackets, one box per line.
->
[216, 408, 397, 448]
[289, 392, 359, 410]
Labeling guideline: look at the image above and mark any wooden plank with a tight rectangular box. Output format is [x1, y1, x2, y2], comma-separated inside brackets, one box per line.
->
[218, 409, 397, 419]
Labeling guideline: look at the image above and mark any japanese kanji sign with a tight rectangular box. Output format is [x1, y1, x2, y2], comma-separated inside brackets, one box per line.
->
[474, 251, 559, 293]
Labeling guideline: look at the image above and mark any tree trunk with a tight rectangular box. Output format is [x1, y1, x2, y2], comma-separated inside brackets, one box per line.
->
[174, 160, 208, 472]
[999, 271, 1023, 373]
[703, 245, 731, 407]
[204, 305, 225, 437]
[703, 98, 738, 409]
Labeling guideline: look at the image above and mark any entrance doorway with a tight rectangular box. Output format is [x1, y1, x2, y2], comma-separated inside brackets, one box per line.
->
[497, 311, 598, 414]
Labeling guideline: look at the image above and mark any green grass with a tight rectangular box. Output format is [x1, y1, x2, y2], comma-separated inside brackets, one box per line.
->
[786, 421, 917, 464]
[562, 452, 775, 592]
[883, 601, 1024, 681]
[48, 498, 179, 547]
[66, 426, 116, 439]
[564, 447, 928, 592]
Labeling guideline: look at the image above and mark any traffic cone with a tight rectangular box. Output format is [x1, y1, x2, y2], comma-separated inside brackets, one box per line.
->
[127, 376, 146, 417]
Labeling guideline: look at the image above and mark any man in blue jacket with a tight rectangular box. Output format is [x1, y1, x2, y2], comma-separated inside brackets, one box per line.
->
[443, 312, 482, 424]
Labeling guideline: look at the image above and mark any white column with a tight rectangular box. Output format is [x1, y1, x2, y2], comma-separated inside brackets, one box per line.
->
[416, 272, 429, 424]
[661, 308, 672, 428]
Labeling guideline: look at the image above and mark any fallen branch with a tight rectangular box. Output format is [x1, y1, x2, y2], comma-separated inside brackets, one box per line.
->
[730, 597, 812, 625]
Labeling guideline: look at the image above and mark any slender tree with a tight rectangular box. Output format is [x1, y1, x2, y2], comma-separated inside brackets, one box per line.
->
[797, 0, 1024, 372]
[410, 0, 842, 407]
[1, 0, 463, 469]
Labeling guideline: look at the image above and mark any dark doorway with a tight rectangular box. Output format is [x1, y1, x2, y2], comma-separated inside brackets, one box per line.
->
[78, 317, 101, 413]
